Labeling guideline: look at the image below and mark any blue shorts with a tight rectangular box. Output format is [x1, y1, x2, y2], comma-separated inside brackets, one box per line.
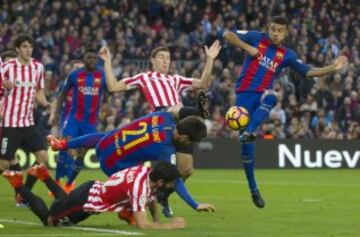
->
[236, 92, 263, 115]
[62, 117, 97, 138]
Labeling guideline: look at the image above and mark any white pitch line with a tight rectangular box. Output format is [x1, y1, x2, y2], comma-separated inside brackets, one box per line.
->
[0, 218, 144, 236]
[0, 234, 117, 237]
[191, 179, 360, 188]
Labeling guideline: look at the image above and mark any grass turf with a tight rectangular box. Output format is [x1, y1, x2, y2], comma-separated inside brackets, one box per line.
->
[0, 169, 359, 237]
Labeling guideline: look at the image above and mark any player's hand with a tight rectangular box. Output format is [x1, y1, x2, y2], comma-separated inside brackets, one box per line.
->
[205, 40, 222, 60]
[170, 217, 186, 229]
[98, 47, 112, 62]
[3, 80, 14, 90]
[332, 55, 348, 71]
[196, 203, 216, 212]
[48, 113, 59, 126]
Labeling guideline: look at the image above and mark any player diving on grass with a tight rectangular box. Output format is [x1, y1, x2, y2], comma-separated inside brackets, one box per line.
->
[221, 15, 348, 208]
[3, 161, 188, 229]
[47, 111, 215, 214]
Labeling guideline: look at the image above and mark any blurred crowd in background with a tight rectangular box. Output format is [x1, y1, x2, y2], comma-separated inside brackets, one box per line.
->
[0, 0, 359, 139]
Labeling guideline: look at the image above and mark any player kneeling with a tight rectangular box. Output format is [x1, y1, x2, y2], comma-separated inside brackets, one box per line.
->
[3, 162, 186, 229]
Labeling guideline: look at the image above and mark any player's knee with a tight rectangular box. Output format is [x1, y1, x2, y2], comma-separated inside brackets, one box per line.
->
[180, 167, 194, 180]
[261, 90, 278, 107]
[0, 159, 10, 172]
[242, 155, 253, 164]
[34, 150, 48, 164]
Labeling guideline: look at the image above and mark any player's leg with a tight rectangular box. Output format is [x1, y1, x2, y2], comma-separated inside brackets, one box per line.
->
[48, 132, 109, 150]
[236, 92, 265, 208]
[65, 123, 100, 190]
[9, 158, 24, 206]
[22, 126, 48, 191]
[0, 127, 26, 205]
[157, 144, 195, 217]
[54, 117, 72, 185]
[176, 90, 210, 119]
[3, 170, 50, 225]
[65, 147, 86, 189]
[0, 127, 22, 174]
[48, 181, 94, 226]
[242, 90, 278, 140]
[28, 163, 67, 199]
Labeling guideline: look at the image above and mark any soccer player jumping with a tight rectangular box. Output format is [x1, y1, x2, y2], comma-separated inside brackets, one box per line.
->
[223, 16, 348, 208]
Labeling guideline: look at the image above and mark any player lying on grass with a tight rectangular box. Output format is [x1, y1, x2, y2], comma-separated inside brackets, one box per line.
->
[3, 162, 187, 229]
[221, 15, 348, 208]
[48, 111, 215, 213]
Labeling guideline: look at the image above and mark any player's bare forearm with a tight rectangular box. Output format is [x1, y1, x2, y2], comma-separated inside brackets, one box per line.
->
[306, 66, 336, 77]
[307, 55, 348, 77]
[148, 200, 161, 223]
[195, 57, 214, 89]
[35, 89, 50, 108]
[102, 57, 127, 92]
[134, 212, 186, 229]
[223, 31, 258, 56]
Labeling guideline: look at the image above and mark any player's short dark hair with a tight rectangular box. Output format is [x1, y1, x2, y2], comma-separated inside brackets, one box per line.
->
[270, 16, 289, 26]
[13, 34, 34, 48]
[176, 116, 207, 143]
[150, 46, 170, 59]
[84, 48, 98, 55]
[1, 50, 17, 60]
[150, 161, 181, 183]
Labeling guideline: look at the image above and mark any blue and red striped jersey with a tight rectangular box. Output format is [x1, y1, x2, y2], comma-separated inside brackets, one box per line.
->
[97, 112, 176, 176]
[61, 68, 106, 124]
[234, 30, 311, 93]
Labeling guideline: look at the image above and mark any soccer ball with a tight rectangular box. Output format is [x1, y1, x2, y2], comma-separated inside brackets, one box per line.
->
[225, 106, 250, 131]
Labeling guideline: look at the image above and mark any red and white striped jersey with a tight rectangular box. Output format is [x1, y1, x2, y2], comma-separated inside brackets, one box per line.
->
[0, 58, 45, 127]
[83, 165, 154, 213]
[123, 71, 194, 111]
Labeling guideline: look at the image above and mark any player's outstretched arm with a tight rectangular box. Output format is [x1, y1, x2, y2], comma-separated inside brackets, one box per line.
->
[134, 211, 186, 230]
[223, 31, 259, 57]
[98, 47, 127, 93]
[192, 40, 221, 89]
[306, 55, 348, 77]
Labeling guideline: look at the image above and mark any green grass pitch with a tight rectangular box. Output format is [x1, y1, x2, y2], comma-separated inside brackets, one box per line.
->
[0, 169, 359, 236]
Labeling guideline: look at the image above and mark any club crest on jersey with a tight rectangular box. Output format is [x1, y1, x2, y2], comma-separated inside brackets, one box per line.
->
[94, 77, 102, 85]
[256, 53, 279, 73]
[79, 86, 99, 95]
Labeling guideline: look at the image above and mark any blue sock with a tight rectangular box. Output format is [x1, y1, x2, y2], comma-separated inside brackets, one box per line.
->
[55, 151, 68, 181]
[241, 143, 257, 193]
[174, 178, 199, 209]
[66, 158, 84, 186]
[246, 93, 277, 133]
[67, 132, 109, 149]
[64, 153, 74, 178]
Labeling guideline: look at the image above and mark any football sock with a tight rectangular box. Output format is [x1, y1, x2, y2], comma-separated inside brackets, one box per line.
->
[246, 93, 277, 133]
[67, 132, 109, 149]
[10, 163, 21, 171]
[55, 151, 68, 181]
[241, 143, 257, 192]
[16, 186, 49, 225]
[25, 162, 39, 191]
[66, 158, 84, 186]
[178, 107, 198, 120]
[174, 178, 198, 209]
[43, 176, 67, 199]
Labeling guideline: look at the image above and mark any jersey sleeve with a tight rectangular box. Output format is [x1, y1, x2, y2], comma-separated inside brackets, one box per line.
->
[129, 171, 149, 212]
[122, 73, 145, 89]
[287, 51, 311, 77]
[174, 74, 193, 93]
[60, 72, 75, 93]
[234, 30, 262, 46]
[37, 63, 45, 89]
